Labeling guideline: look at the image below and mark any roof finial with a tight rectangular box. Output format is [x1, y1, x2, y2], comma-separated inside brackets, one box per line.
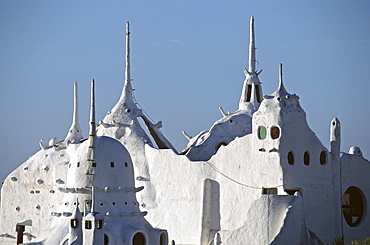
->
[248, 16, 256, 73]
[65, 82, 83, 144]
[87, 79, 96, 162]
[116, 21, 135, 105]
[278, 63, 284, 90]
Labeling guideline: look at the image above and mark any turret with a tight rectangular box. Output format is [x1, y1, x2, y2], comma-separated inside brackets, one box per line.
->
[330, 118, 341, 160]
[239, 16, 263, 113]
[69, 200, 83, 245]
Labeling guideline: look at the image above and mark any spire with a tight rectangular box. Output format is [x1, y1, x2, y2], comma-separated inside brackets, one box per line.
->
[118, 21, 135, 106]
[248, 16, 256, 73]
[238, 16, 263, 112]
[87, 79, 96, 162]
[65, 82, 83, 144]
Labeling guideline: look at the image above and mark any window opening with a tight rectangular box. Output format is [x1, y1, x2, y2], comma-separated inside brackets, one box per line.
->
[246, 85, 252, 102]
[97, 220, 103, 229]
[132, 232, 146, 245]
[320, 151, 327, 165]
[285, 189, 299, 195]
[287, 151, 294, 165]
[258, 126, 267, 140]
[104, 234, 109, 245]
[125, 162, 128, 167]
[77, 162, 80, 167]
[92, 162, 96, 167]
[262, 187, 277, 195]
[160, 232, 167, 245]
[255, 84, 261, 102]
[85, 220, 92, 229]
[71, 219, 78, 228]
[342, 186, 366, 227]
[304, 151, 310, 165]
[271, 126, 280, 139]
[110, 162, 114, 168]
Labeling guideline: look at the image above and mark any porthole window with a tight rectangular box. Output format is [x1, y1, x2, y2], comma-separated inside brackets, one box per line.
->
[320, 151, 327, 165]
[342, 186, 366, 227]
[258, 126, 267, 140]
[287, 151, 294, 165]
[271, 126, 280, 139]
[304, 151, 310, 165]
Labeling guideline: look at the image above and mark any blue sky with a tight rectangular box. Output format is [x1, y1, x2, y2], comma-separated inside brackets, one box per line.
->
[0, 1, 369, 183]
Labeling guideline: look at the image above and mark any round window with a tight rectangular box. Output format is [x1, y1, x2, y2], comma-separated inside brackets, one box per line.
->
[258, 126, 267, 140]
[342, 186, 366, 227]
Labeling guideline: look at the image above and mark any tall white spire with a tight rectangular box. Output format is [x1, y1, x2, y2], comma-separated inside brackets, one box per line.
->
[118, 21, 135, 106]
[239, 16, 263, 112]
[65, 82, 83, 144]
[87, 79, 96, 162]
[248, 16, 256, 73]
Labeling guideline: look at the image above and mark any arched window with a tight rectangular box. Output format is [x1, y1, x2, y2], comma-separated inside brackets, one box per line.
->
[287, 151, 294, 165]
[342, 186, 366, 227]
[132, 232, 146, 245]
[320, 151, 327, 165]
[258, 126, 267, 140]
[304, 151, 310, 165]
[159, 232, 167, 245]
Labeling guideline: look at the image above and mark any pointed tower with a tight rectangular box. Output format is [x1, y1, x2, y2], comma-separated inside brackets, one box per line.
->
[239, 16, 263, 113]
[65, 82, 83, 144]
[69, 199, 83, 244]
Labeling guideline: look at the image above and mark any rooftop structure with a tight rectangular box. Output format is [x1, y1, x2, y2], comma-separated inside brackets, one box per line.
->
[1, 17, 369, 245]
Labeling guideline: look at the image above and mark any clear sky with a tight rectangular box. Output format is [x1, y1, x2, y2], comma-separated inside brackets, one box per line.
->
[0, 1, 369, 183]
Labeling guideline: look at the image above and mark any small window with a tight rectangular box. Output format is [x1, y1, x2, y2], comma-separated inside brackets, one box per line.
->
[85, 220, 92, 229]
[271, 126, 280, 139]
[246, 85, 252, 102]
[320, 151, 327, 165]
[97, 220, 103, 229]
[262, 187, 277, 195]
[258, 126, 267, 140]
[92, 162, 96, 167]
[287, 151, 294, 165]
[110, 162, 114, 168]
[71, 219, 78, 228]
[304, 151, 310, 165]
[77, 162, 80, 167]
[342, 186, 366, 227]
[255, 84, 261, 102]
[125, 162, 128, 167]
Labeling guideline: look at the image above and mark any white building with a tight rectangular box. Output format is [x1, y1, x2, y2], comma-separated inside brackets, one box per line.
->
[1, 17, 369, 245]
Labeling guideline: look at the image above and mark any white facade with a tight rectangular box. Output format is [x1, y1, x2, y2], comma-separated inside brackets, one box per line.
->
[1, 17, 369, 245]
